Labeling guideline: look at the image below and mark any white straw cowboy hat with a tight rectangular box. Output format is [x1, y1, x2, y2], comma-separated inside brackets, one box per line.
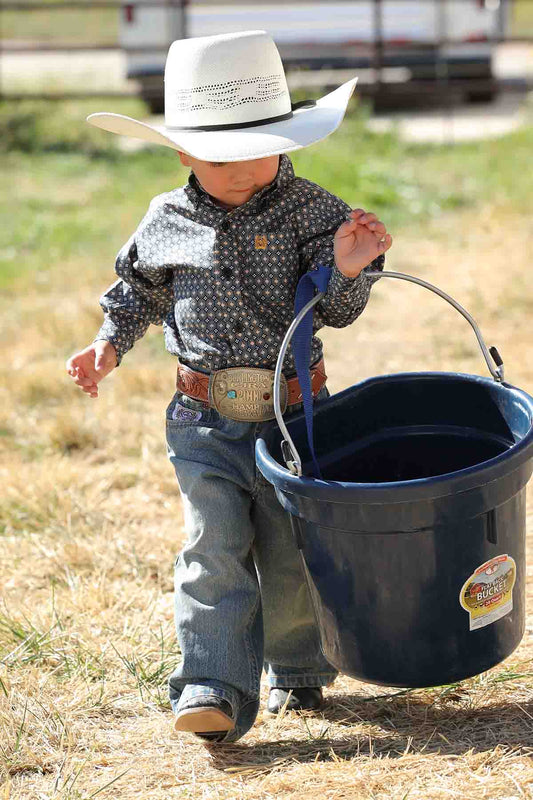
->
[87, 29, 357, 162]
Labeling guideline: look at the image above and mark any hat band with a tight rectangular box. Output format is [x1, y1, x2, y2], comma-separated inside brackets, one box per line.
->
[166, 100, 316, 133]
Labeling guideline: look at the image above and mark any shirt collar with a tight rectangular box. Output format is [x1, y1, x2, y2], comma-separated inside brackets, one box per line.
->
[184, 154, 295, 215]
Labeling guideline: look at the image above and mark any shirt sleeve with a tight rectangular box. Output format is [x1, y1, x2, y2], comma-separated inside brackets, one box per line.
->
[94, 234, 174, 365]
[297, 189, 384, 329]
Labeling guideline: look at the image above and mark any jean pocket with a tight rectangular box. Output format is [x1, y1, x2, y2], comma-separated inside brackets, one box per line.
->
[165, 392, 219, 429]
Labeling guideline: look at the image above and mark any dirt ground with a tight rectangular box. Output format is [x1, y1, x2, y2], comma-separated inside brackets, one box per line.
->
[1, 201, 532, 798]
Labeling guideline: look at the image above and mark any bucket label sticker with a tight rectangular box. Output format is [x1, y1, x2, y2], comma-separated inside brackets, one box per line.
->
[459, 554, 516, 631]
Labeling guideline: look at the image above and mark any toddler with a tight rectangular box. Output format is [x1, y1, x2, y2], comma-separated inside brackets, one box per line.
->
[67, 29, 392, 743]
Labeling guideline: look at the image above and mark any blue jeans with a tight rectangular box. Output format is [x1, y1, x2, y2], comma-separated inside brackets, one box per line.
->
[166, 390, 337, 742]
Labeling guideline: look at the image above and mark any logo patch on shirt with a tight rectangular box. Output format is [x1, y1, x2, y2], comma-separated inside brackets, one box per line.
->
[254, 234, 268, 250]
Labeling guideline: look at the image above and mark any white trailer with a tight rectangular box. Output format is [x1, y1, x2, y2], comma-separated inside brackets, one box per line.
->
[119, 0, 509, 111]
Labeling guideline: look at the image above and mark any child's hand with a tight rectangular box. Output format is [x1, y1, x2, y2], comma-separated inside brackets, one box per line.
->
[334, 209, 393, 278]
[66, 341, 117, 399]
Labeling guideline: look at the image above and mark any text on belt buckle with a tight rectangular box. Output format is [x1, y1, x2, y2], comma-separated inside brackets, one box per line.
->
[209, 367, 288, 422]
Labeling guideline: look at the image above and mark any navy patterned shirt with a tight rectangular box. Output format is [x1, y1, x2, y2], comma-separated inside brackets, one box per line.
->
[95, 154, 383, 372]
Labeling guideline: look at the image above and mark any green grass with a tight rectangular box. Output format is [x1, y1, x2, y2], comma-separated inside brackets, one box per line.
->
[1, 97, 532, 294]
[2, 5, 119, 46]
[1, 96, 532, 800]
[511, 0, 533, 35]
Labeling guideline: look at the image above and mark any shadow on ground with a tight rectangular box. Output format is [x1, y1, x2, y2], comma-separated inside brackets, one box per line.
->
[204, 694, 533, 773]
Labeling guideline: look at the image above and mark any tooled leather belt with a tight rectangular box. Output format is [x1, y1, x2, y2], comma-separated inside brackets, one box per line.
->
[176, 358, 327, 422]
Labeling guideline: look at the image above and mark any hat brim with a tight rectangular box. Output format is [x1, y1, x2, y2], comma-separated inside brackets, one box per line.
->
[87, 78, 357, 162]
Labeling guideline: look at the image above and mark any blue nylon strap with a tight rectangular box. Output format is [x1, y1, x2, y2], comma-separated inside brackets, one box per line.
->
[291, 265, 332, 478]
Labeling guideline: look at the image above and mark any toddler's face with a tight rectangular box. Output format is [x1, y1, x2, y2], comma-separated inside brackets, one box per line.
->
[178, 152, 280, 208]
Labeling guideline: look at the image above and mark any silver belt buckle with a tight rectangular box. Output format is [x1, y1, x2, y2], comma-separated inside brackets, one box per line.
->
[209, 367, 288, 422]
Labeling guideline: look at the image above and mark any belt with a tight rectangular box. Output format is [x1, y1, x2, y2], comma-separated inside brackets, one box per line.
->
[176, 358, 327, 422]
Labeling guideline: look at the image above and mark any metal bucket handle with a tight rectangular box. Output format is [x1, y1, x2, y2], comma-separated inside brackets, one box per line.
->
[274, 269, 505, 476]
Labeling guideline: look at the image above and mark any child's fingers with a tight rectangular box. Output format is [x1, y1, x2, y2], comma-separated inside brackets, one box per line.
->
[359, 212, 378, 226]
[377, 234, 393, 253]
[335, 218, 359, 239]
[340, 214, 387, 237]
[71, 360, 103, 383]
[66, 357, 79, 376]
[66, 352, 102, 398]
[66, 357, 90, 379]
[80, 379, 99, 397]
[66, 364, 82, 381]
[68, 370, 98, 396]
[340, 209, 367, 231]
[75, 374, 97, 388]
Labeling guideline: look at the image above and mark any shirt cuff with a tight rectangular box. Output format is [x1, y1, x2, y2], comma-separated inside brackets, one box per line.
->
[330, 253, 384, 291]
[93, 316, 134, 366]
[328, 262, 369, 295]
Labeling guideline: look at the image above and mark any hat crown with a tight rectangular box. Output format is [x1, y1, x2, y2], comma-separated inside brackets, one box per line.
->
[164, 30, 292, 130]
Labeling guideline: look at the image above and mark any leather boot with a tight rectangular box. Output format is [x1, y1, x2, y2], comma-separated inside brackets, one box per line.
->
[267, 687, 323, 714]
[174, 697, 235, 742]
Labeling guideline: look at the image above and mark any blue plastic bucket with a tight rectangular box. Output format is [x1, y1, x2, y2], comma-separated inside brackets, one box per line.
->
[256, 273, 533, 687]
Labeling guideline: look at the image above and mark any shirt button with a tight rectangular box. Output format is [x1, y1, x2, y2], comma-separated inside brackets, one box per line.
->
[221, 267, 233, 279]
[234, 321, 243, 333]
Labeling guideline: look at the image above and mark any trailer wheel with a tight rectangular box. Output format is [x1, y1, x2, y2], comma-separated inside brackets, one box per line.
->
[142, 93, 165, 115]
[466, 86, 498, 104]
[135, 75, 165, 115]
[460, 61, 498, 104]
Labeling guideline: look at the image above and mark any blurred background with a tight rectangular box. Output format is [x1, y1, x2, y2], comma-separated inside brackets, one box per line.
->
[1, 4, 533, 798]
[1, 0, 533, 140]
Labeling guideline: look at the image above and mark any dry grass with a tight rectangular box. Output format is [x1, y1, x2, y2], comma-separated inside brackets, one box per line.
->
[1, 201, 532, 800]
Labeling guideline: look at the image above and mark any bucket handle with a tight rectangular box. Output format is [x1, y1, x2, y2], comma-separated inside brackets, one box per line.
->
[274, 269, 505, 476]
